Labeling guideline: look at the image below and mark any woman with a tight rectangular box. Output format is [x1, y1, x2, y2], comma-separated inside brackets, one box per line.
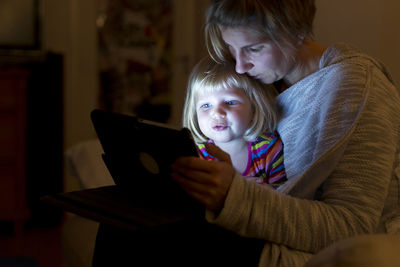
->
[171, 0, 400, 266]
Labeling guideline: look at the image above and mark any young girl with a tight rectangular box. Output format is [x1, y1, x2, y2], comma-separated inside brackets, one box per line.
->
[183, 57, 286, 188]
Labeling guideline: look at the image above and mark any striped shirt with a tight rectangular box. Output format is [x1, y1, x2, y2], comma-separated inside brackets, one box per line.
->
[197, 133, 287, 189]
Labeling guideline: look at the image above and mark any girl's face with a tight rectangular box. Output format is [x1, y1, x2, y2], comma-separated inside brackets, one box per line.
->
[196, 87, 253, 146]
[220, 26, 297, 85]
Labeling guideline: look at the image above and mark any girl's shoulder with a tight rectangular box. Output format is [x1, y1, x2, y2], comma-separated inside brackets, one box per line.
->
[255, 132, 280, 142]
[252, 132, 282, 148]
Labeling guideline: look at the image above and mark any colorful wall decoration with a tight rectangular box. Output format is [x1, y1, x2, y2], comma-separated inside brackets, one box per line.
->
[97, 0, 173, 122]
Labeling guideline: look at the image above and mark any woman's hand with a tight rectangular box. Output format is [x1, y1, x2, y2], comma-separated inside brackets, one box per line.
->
[171, 143, 236, 212]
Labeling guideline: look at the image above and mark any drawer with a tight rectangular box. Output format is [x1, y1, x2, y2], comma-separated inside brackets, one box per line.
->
[0, 165, 17, 217]
[0, 72, 27, 110]
[0, 113, 18, 161]
[0, 79, 18, 110]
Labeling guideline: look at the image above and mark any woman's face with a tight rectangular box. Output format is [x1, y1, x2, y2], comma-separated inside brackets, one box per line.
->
[220, 26, 296, 85]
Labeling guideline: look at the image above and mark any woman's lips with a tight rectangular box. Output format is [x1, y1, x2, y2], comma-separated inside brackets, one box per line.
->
[249, 73, 259, 79]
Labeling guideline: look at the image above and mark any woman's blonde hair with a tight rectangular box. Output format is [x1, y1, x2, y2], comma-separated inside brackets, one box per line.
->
[183, 57, 277, 143]
[205, 0, 316, 63]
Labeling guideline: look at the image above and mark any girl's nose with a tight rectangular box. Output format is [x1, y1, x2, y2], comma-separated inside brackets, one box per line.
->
[211, 107, 226, 119]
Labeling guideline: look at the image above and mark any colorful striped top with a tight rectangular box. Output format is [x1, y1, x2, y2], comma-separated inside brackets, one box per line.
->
[197, 133, 287, 189]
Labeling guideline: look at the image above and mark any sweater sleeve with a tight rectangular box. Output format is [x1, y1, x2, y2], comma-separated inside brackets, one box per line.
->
[206, 64, 400, 253]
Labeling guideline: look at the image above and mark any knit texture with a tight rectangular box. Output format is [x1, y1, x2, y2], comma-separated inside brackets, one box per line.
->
[205, 43, 400, 266]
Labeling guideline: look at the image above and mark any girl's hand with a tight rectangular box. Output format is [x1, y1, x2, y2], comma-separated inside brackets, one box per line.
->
[171, 143, 236, 212]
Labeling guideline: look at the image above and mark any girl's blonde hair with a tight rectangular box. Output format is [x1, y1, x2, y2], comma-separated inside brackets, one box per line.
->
[183, 57, 277, 143]
[205, 0, 316, 63]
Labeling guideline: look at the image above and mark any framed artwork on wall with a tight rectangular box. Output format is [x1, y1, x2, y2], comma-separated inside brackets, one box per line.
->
[0, 0, 41, 52]
[97, 0, 173, 123]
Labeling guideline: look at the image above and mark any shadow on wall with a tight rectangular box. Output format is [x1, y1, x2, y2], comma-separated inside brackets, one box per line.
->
[314, 0, 400, 86]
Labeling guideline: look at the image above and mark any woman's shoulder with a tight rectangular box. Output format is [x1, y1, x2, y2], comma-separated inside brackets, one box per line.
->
[320, 43, 367, 66]
[318, 43, 397, 99]
[320, 43, 394, 82]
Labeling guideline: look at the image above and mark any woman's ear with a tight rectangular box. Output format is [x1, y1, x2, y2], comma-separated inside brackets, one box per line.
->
[297, 35, 305, 46]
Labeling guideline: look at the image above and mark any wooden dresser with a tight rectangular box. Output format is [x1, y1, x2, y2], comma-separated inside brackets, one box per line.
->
[0, 69, 30, 238]
[0, 52, 64, 240]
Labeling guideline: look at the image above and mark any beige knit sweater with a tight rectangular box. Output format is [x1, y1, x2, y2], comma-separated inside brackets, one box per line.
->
[206, 43, 400, 266]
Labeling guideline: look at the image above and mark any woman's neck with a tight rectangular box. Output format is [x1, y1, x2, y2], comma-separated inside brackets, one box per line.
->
[283, 40, 326, 88]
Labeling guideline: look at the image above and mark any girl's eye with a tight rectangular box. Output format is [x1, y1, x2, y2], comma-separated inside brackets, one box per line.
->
[225, 100, 238, 105]
[200, 103, 210, 109]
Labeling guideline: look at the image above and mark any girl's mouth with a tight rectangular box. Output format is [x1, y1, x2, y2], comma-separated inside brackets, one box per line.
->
[212, 125, 228, 131]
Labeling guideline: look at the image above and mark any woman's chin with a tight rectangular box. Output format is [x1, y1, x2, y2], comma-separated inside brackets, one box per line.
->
[260, 77, 276, 85]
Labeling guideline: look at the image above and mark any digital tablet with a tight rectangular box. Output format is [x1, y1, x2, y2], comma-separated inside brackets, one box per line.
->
[90, 109, 200, 204]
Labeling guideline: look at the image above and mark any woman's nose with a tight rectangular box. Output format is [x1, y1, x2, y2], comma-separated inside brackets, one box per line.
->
[235, 53, 253, 74]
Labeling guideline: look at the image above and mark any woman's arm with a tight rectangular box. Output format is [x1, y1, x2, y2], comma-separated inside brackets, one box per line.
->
[172, 65, 399, 254]
[203, 71, 399, 253]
